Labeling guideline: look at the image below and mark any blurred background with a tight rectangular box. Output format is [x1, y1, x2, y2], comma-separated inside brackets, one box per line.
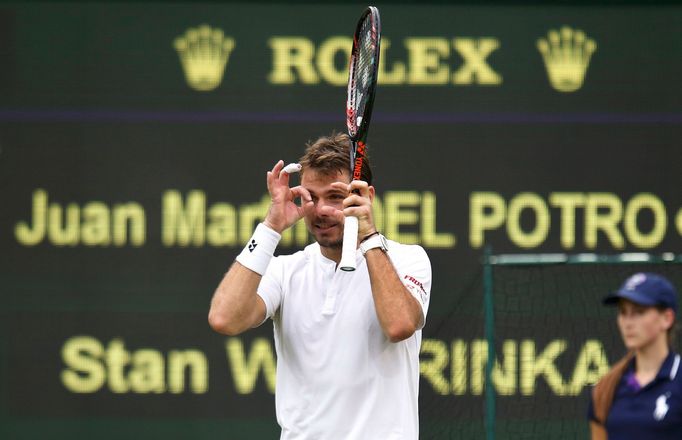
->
[1, 1, 680, 438]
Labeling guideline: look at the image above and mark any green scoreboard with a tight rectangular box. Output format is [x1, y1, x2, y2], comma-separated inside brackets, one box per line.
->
[1, 2, 680, 439]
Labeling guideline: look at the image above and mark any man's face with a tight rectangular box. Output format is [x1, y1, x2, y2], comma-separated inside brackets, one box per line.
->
[300, 168, 350, 249]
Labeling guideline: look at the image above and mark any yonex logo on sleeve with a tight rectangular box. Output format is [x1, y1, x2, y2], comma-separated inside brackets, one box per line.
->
[248, 239, 258, 252]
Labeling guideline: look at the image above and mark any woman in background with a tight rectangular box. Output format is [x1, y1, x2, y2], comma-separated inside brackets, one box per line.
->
[589, 272, 681, 440]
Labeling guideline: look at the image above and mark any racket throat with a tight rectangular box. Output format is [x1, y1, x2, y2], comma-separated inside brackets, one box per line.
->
[351, 140, 366, 181]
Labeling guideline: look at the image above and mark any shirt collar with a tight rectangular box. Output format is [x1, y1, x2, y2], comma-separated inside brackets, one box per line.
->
[305, 242, 346, 269]
[649, 350, 680, 382]
[660, 351, 681, 381]
[624, 350, 681, 384]
[306, 242, 365, 270]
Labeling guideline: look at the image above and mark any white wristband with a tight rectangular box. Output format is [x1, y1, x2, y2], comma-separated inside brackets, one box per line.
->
[235, 223, 281, 276]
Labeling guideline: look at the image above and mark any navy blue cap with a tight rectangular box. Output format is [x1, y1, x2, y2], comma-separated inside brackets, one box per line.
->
[603, 272, 678, 313]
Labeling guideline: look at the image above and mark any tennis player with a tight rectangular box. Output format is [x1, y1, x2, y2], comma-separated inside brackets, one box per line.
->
[209, 132, 431, 440]
[588, 272, 681, 439]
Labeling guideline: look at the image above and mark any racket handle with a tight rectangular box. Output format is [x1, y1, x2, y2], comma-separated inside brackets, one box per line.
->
[339, 216, 358, 271]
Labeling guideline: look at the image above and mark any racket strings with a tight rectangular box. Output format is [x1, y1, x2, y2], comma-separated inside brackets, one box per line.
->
[351, 15, 378, 126]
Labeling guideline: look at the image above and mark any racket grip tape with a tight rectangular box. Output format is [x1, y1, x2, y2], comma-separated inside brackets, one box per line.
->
[339, 216, 359, 271]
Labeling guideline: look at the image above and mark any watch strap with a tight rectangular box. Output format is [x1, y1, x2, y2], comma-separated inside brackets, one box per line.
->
[360, 233, 388, 255]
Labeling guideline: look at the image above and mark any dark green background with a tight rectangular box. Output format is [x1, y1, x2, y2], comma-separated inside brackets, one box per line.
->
[0, 2, 680, 439]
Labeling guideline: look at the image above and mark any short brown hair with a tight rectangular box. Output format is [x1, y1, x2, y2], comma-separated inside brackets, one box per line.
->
[299, 132, 373, 185]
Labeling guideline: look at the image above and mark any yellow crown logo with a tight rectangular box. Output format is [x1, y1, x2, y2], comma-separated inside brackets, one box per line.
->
[174, 25, 236, 92]
[537, 26, 596, 93]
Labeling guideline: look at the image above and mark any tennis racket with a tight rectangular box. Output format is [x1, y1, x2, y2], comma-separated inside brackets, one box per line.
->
[339, 6, 381, 272]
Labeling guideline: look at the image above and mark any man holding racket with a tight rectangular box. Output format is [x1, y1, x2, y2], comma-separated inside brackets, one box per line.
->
[208, 132, 431, 439]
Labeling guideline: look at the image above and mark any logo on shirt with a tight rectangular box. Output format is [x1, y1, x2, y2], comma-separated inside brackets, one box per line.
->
[404, 275, 426, 295]
[654, 392, 671, 421]
[248, 239, 258, 252]
[404, 275, 428, 304]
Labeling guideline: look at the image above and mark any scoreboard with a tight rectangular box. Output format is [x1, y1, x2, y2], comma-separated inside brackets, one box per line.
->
[0, 3, 680, 439]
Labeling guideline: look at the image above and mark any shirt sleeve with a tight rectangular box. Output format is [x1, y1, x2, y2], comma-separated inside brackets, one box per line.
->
[255, 255, 284, 324]
[391, 244, 432, 329]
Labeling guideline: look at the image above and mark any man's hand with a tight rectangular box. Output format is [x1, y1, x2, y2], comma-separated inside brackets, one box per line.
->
[331, 180, 376, 241]
[263, 160, 313, 233]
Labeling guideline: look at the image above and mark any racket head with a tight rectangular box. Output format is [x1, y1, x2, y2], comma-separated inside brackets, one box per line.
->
[346, 6, 381, 146]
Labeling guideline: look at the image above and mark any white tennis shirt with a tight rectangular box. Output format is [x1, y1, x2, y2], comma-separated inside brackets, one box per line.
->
[257, 240, 431, 440]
